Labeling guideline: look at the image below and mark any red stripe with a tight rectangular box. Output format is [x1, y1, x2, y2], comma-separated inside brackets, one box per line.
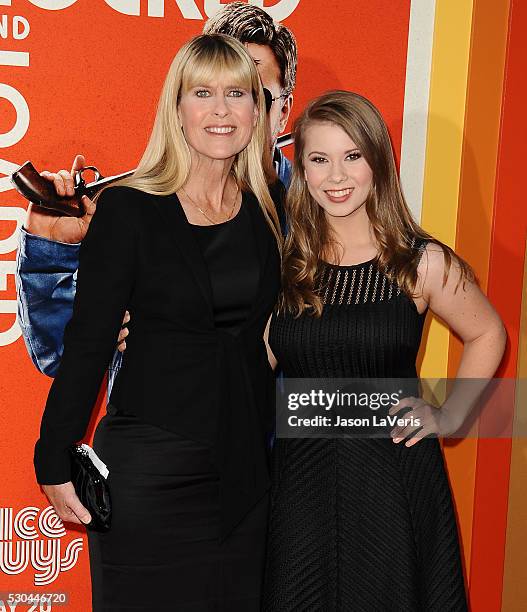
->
[469, 1, 527, 608]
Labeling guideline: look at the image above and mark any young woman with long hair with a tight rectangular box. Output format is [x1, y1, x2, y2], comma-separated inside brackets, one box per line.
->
[263, 91, 505, 611]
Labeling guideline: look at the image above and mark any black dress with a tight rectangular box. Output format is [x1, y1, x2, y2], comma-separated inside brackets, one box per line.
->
[263, 249, 468, 611]
[88, 199, 268, 611]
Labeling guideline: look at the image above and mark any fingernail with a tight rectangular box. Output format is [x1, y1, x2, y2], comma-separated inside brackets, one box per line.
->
[393, 437, 401, 444]
[81, 516, 91, 525]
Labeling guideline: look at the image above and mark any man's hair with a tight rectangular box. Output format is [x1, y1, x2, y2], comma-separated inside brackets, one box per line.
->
[203, 2, 297, 96]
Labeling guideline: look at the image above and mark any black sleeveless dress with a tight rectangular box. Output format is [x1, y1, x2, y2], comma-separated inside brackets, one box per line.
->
[263, 247, 468, 611]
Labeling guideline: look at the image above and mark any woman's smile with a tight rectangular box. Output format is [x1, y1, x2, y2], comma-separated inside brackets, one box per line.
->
[324, 187, 354, 203]
[204, 125, 237, 135]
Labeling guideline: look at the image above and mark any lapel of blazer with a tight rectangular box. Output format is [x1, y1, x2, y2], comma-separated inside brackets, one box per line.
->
[153, 193, 214, 315]
[243, 190, 273, 319]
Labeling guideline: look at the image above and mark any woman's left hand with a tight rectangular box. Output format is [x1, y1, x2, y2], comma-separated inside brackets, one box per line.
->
[389, 397, 444, 447]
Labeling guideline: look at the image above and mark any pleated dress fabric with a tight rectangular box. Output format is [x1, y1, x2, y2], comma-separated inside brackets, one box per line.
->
[263, 245, 468, 611]
[88, 201, 268, 611]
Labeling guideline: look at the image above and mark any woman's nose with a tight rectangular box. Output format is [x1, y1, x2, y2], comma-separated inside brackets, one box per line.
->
[213, 95, 230, 117]
[328, 163, 347, 183]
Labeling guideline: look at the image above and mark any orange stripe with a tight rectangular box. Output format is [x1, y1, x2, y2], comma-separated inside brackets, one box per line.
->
[444, 0, 511, 589]
[469, 0, 527, 608]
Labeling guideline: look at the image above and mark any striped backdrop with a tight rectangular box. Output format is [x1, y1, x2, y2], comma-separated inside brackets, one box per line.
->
[0, 1, 525, 609]
[400, 1, 526, 609]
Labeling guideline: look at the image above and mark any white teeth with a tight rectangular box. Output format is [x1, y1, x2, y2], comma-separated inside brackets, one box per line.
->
[205, 126, 236, 134]
[326, 188, 353, 197]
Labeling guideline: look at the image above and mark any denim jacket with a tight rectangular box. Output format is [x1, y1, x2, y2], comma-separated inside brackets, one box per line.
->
[15, 150, 291, 395]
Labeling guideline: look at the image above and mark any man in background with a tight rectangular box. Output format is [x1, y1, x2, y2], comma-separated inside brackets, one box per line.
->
[204, 3, 296, 186]
[16, 3, 297, 385]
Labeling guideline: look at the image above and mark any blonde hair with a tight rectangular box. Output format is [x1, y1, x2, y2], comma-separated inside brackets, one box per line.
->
[114, 34, 282, 246]
[281, 90, 474, 316]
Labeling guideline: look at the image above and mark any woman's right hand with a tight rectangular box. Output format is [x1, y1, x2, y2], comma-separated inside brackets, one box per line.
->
[24, 154, 97, 243]
[42, 482, 92, 526]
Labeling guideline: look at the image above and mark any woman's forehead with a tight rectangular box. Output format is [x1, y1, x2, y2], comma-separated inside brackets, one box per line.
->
[183, 67, 252, 90]
[303, 122, 358, 147]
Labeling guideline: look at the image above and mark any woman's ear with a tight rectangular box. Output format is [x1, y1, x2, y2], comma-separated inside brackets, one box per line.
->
[176, 104, 183, 129]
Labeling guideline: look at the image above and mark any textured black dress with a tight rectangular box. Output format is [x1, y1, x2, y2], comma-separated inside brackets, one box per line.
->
[263, 250, 468, 611]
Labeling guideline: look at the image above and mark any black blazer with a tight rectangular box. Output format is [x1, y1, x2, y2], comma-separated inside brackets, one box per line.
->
[34, 185, 282, 539]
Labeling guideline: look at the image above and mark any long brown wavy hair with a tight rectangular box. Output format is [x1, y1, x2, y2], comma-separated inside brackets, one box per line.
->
[280, 90, 474, 316]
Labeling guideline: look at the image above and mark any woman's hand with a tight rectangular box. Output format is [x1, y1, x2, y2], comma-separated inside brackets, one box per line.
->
[117, 310, 131, 352]
[24, 154, 97, 243]
[42, 482, 92, 526]
[388, 396, 458, 447]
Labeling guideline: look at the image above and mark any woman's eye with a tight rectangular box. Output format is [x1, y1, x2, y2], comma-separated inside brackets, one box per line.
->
[228, 89, 245, 98]
[309, 157, 327, 164]
[195, 90, 210, 98]
[346, 151, 362, 161]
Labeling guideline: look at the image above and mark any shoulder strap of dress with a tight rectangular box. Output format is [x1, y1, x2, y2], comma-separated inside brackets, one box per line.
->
[410, 236, 429, 265]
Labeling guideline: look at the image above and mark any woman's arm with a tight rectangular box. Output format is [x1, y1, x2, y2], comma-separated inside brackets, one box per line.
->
[391, 244, 507, 444]
[421, 244, 506, 378]
[34, 187, 139, 486]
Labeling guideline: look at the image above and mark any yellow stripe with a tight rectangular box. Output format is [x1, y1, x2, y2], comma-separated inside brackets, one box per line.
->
[419, 0, 473, 377]
[417, 0, 475, 578]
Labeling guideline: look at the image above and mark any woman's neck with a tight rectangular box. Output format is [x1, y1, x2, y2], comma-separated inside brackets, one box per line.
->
[183, 153, 236, 212]
[325, 205, 377, 264]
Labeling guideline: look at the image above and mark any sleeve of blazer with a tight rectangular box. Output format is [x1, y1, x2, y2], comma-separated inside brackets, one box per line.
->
[34, 186, 139, 485]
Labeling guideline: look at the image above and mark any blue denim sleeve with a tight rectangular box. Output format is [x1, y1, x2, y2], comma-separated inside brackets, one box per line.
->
[15, 227, 80, 377]
[274, 146, 292, 190]
[16, 227, 123, 392]
[278, 152, 292, 189]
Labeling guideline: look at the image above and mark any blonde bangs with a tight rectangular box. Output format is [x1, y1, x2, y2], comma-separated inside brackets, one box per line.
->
[180, 42, 254, 98]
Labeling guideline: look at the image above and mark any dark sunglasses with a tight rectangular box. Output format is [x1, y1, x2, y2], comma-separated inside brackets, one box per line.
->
[263, 87, 288, 114]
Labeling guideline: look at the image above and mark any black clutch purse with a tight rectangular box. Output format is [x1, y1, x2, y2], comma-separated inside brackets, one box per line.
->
[69, 444, 112, 532]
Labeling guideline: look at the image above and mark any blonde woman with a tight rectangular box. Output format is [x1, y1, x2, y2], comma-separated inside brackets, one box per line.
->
[34, 34, 282, 611]
[263, 91, 505, 610]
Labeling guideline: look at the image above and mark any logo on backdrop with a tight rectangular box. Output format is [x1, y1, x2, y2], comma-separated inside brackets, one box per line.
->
[1, 1, 300, 21]
[0, 507, 83, 586]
